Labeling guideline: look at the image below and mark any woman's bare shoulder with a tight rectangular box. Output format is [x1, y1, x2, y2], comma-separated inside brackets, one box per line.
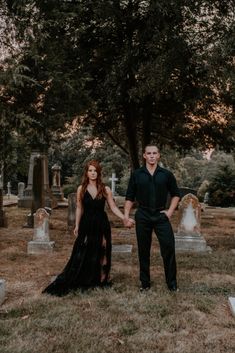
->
[105, 185, 111, 193]
[77, 185, 82, 193]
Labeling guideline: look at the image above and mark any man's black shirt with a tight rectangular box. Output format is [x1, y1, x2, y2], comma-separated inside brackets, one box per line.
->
[125, 165, 180, 210]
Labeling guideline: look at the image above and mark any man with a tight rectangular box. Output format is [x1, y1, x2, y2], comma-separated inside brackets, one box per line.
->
[124, 145, 180, 291]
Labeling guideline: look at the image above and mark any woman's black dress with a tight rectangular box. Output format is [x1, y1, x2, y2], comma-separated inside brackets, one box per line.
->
[43, 191, 112, 296]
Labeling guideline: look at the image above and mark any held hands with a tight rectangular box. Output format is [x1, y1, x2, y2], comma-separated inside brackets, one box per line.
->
[123, 217, 135, 228]
[160, 210, 172, 219]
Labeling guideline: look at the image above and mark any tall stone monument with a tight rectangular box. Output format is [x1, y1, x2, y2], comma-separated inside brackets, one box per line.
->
[51, 163, 64, 201]
[0, 176, 7, 227]
[67, 193, 77, 232]
[18, 151, 57, 209]
[175, 193, 211, 252]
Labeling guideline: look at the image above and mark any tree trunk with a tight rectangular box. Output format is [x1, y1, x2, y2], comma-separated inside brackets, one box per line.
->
[123, 105, 140, 170]
[141, 95, 153, 151]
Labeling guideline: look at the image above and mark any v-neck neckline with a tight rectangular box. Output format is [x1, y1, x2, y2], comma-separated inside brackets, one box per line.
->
[86, 189, 97, 200]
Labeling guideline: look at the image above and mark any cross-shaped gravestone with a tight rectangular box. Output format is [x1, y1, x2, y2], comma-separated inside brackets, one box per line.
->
[109, 172, 118, 195]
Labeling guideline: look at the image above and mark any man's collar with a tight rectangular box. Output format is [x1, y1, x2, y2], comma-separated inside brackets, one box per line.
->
[142, 164, 161, 175]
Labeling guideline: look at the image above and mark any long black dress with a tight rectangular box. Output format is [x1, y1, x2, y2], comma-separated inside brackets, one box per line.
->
[43, 190, 112, 296]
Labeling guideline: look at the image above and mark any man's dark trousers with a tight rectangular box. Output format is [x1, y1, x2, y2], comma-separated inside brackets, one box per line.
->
[135, 208, 177, 289]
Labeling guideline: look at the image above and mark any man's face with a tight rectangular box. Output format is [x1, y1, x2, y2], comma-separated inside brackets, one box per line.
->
[143, 146, 160, 165]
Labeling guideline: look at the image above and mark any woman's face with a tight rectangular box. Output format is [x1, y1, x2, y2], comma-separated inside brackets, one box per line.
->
[87, 165, 98, 181]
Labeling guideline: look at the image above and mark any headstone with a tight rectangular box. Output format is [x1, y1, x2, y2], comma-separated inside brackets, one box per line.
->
[113, 196, 125, 208]
[0, 279, 6, 305]
[51, 163, 64, 201]
[27, 208, 55, 254]
[67, 193, 77, 231]
[17, 182, 25, 199]
[109, 172, 118, 196]
[0, 187, 7, 227]
[112, 244, 133, 253]
[18, 151, 57, 209]
[228, 297, 235, 317]
[203, 192, 209, 204]
[7, 181, 11, 199]
[175, 193, 211, 252]
[118, 229, 136, 237]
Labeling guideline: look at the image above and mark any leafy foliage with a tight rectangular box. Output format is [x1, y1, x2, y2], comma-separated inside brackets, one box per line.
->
[206, 154, 235, 206]
[1, 0, 234, 175]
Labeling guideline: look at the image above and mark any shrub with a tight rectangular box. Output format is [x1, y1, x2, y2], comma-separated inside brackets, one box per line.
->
[207, 164, 235, 207]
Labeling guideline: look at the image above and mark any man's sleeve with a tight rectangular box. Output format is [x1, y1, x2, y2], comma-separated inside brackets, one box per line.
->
[168, 172, 181, 198]
[125, 172, 136, 201]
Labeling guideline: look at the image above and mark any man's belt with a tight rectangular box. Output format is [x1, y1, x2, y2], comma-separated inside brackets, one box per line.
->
[139, 205, 165, 212]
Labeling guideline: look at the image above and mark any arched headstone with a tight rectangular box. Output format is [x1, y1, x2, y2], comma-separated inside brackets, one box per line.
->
[27, 208, 55, 254]
[175, 193, 211, 252]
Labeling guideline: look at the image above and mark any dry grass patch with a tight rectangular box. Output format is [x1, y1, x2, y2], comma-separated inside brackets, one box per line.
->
[0, 206, 235, 353]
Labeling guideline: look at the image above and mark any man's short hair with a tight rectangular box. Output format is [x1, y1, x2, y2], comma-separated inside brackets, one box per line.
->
[144, 144, 160, 152]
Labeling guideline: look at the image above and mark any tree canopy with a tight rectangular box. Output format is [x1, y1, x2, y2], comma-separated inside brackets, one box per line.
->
[0, 0, 234, 171]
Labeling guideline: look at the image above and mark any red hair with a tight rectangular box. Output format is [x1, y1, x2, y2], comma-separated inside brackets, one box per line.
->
[80, 160, 107, 201]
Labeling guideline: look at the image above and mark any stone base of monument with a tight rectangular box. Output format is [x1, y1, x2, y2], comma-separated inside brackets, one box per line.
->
[27, 241, 55, 254]
[51, 186, 64, 201]
[175, 234, 212, 252]
[0, 279, 6, 305]
[18, 196, 32, 208]
[231, 249, 235, 255]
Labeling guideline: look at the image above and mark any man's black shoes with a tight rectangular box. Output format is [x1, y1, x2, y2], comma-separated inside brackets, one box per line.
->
[139, 283, 151, 292]
[168, 285, 179, 292]
[139, 286, 150, 292]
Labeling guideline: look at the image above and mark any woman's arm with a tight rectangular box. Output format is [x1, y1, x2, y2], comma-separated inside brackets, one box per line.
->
[105, 186, 125, 220]
[74, 185, 84, 236]
[105, 186, 135, 227]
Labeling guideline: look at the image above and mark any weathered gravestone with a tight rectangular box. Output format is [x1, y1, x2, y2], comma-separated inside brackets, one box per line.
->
[51, 163, 64, 201]
[17, 182, 25, 199]
[112, 244, 133, 253]
[0, 185, 7, 227]
[7, 181, 11, 199]
[112, 244, 133, 260]
[228, 297, 235, 317]
[113, 196, 125, 208]
[27, 208, 55, 254]
[67, 193, 77, 232]
[175, 193, 211, 252]
[18, 151, 57, 209]
[0, 279, 6, 305]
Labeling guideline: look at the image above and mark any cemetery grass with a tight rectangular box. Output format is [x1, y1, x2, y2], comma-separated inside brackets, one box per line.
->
[0, 206, 235, 353]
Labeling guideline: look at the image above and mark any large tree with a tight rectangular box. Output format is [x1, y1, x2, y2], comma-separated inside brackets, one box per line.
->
[1, 0, 235, 170]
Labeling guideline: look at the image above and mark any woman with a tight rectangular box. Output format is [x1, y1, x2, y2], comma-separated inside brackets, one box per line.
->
[43, 160, 133, 296]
